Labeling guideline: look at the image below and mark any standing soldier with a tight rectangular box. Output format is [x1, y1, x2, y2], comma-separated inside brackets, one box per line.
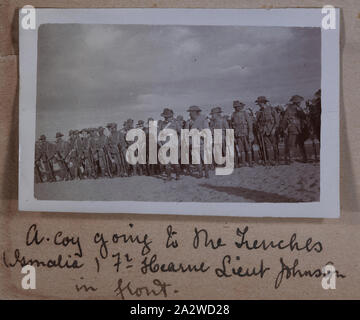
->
[247, 108, 261, 165]
[95, 126, 109, 177]
[35, 134, 55, 182]
[255, 96, 278, 165]
[69, 130, 82, 179]
[106, 123, 127, 177]
[306, 89, 321, 161]
[88, 128, 100, 178]
[159, 108, 181, 181]
[210, 106, 229, 161]
[185, 105, 210, 178]
[54, 132, 72, 180]
[123, 119, 136, 176]
[135, 120, 146, 175]
[231, 101, 254, 167]
[78, 129, 93, 178]
[143, 117, 158, 176]
[282, 95, 308, 163]
[274, 105, 285, 162]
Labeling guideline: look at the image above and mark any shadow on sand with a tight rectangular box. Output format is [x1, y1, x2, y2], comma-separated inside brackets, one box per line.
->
[199, 184, 306, 203]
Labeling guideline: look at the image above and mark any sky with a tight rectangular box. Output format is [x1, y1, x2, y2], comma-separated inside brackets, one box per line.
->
[36, 24, 321, 139]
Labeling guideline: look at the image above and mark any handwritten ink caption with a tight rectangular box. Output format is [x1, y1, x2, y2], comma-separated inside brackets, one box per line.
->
[1, 223, 346, 298]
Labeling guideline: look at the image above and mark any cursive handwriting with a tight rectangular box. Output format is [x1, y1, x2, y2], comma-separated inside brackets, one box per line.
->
[141, 254, 210, 274]
[235, 226, 323, 253]
[114, 278, 171, 300]
[3, 249, 84, 269]
[274, 257, 346, 289]
[215, 255, 270, 278]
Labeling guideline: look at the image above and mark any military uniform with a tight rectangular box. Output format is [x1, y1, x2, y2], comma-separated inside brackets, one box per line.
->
[87, 128, 101, 178]
[123, 119, 136, 176]
[185, 105, 210, 178]
[94, 127, 109, 177]
[282, 95, 307, 163]
[210, 107, 229, 165]
[67, 130, 82, 179]
[159, 108, 181, 180]
[306, 90, 321, 161]
[106, 123, 127, 177]
[308, 89, 321, 142]
[54, 132, 71, 180]
[231, 101, 254, 166]
[35, 135, 56, 182]
[35, 136, 53, 183]
[255, 96, 278, 165]
[78, 129, 93, 178]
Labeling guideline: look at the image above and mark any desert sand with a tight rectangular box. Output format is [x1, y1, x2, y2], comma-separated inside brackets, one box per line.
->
[34, 162, 320, 203]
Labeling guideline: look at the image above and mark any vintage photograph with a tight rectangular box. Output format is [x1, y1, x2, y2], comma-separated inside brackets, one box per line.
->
[34, 23, 321, 202]
[18, 8, 339, 216]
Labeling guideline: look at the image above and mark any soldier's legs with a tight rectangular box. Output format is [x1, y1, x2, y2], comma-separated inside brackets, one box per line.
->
[242, 137, 253, 166]
[70, 158, 78, 179]
[113, 153, 124, 177]
[98, 155, 106, 177]
[234, 143, 240, 168]
[198, 154, 209, 178]
[234, 137, 244, 166]
[296, 135, 308, 163]
[286, 134, 297, 163]
[263, 135, 275, 165]
[270, 134, 279, 165]
[44, 161, 55, 182]
[85, 157, 93, 178]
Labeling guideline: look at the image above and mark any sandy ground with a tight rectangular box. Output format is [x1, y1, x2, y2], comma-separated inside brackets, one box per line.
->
[34, 162, 320, 202]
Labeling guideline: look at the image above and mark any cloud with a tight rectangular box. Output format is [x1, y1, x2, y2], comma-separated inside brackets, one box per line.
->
[36, 24, 321, 138]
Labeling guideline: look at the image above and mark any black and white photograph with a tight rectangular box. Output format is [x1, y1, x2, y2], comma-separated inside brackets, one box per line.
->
[19, 9, 339, 217]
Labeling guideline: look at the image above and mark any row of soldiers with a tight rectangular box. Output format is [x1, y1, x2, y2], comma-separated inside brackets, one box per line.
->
[35, 90, 321, 183]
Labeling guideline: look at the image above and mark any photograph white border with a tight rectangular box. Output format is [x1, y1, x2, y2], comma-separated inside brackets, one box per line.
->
[19, 8, 340, 218]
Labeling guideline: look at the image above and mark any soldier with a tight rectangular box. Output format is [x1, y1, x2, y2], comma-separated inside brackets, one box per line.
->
[35, 134, 55, 182]
[231, 101, 254, 167]
[134, 120, 146, 175]
[88, 128, 100, 178]
[143, 117, 159, 176]
[185, 105, 210, 178]
[78, 128, 93, 178]
[123, 119, 136, 176]
[95, 126, 109, 177]
[68, 130, 82, 179]
[255, 96, 278, 165]
[272, 105, 283, 162]
[210, 106, 229, 160]
[246, 108, 261, 165]
[282, 95, 308, 163]
[106, 123, 127, 177]
[54, 132, 72, 180]
[159, 108, 181, 181]
[306, 89, 321, 161]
